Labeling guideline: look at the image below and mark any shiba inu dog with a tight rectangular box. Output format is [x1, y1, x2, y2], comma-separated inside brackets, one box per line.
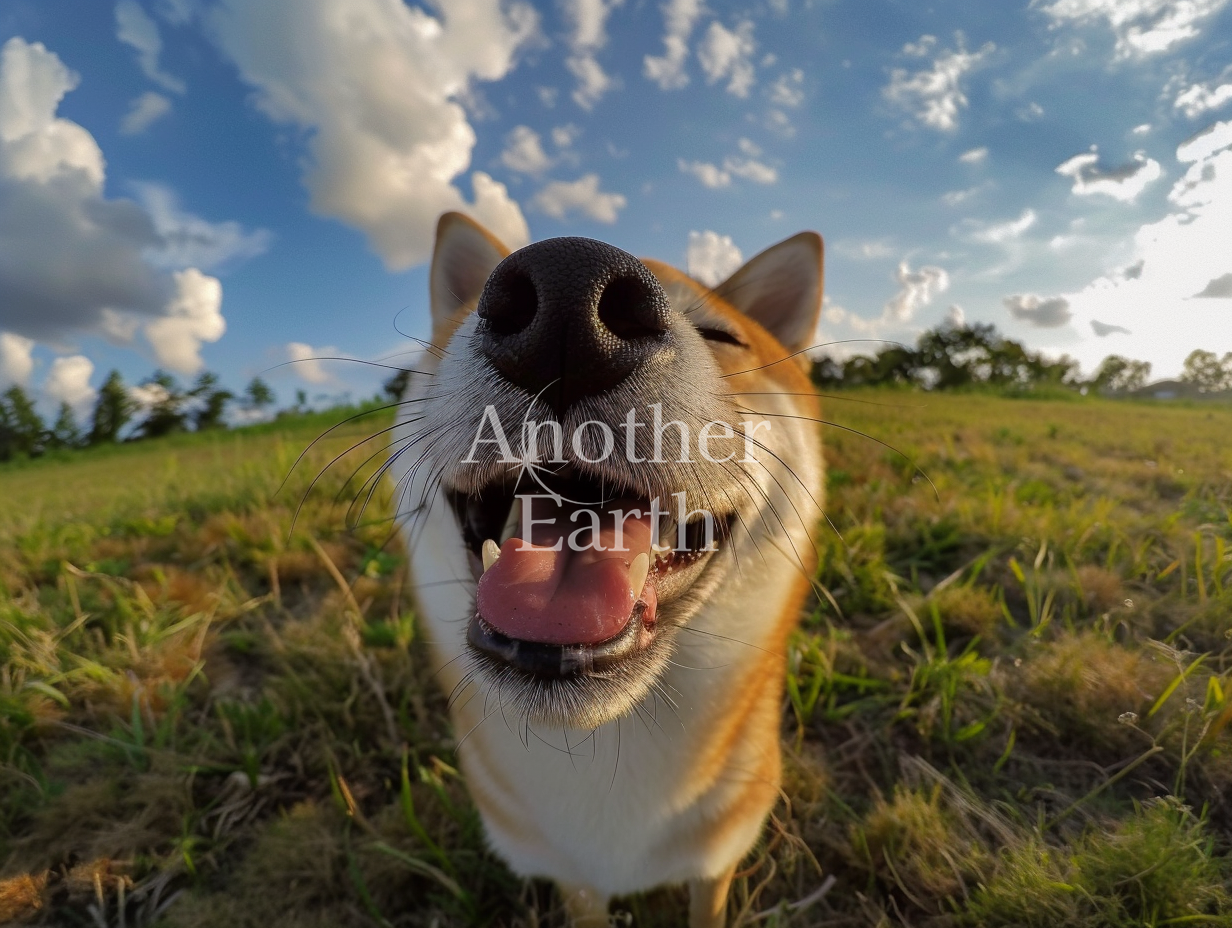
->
[390, 212, 824, 926]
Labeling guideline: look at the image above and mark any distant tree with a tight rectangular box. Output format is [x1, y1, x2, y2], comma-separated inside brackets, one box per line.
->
[48, 402, 82, 449]
[383, 369, 411, 401]
[295, 389, 307, 410]
[1092, 355, 1152, 393]
[137, 371, 190, 438]
[1180, 349, 1232, 392]
[0, 385, 46, 460]
[243, 377, 276, 415]
[89, 370, 135, 445]
[187, 372, 234, 430]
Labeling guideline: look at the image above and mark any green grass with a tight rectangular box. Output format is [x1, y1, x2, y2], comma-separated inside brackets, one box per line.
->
[2, 391, 1232, 926]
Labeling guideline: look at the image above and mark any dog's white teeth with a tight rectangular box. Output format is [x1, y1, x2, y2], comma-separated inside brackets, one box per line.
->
[481, 539, 501, 572]
[500, 497, 521, 545]
[652, 541, 673, 556]
[629, 552, 650, 595]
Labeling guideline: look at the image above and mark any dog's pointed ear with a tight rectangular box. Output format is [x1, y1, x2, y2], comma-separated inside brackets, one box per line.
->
[430, 212, 510, 346]
[715, 232, 823, 354]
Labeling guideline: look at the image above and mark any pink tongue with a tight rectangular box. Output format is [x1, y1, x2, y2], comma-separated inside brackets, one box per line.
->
[476, 496, 653, 645]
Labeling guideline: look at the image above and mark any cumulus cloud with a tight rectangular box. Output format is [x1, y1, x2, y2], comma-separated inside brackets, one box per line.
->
[115, 0, 185, 93]
[1036, 0, 1231, 58]
[883, 35, 995, 132]
[677, 139, 776, 189]
[551, 124, 580, 148]
[208, 0, 535, 271]
[120, 90, 172, 134]
[697, 20, 756, 98]
[563, 0, 619, 109]
[144, 268, 225, 371]
[1175, 78, 1232, 119]
[1091, 319, 1131, 335]
[500, 125, 552, 175]
[0, 332, 34, 387]
[285, 341, 339, 384]
[946, 305, 966, 327]
[686, 230, 743, 286]
[960, 208, 1037, 243]
[0, 37, 238, 371]
[1055, 147, 1162, 202]
[44, 355, 96, 415]
[644, 0, 703, 90]
[137, 183, 271, 269]
[768, 68, 804, 107]
[885, 262, 949, 322]
[678, 158, 731, 188]
[959, 146, 988, 164]
[1004, 293, 1073, 328]
[532, 174, 626, 222]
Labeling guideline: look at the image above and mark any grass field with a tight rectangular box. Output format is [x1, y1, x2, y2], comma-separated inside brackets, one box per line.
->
[2, 391, 1232, 926]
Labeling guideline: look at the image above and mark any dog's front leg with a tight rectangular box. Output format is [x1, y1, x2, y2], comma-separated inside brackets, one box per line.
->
[688, 865, 736, 928]
[558, 882, 610, 926]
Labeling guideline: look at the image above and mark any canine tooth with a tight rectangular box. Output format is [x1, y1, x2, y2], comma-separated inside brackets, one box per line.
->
[481, 539, 501, 571]
[500, 497, 522, 544]
[652, 541, 673, 555]
[629, 553, 649, 594]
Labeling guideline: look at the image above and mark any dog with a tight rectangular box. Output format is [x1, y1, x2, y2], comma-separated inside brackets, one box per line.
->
[390, 212, 825, 926]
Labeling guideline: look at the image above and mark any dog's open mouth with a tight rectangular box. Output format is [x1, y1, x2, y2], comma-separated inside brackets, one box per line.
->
[448, 469, 732, 680]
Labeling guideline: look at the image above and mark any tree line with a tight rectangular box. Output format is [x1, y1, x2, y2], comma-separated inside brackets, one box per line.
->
[811, 322, 1226, 396]
[0, 370, 281, 463]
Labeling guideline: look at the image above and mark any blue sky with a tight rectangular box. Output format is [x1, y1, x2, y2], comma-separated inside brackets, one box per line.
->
[1, 0, 1231, 418]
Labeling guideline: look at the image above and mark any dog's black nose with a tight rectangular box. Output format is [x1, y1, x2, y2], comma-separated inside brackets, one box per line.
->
[476, 237, 674, 412]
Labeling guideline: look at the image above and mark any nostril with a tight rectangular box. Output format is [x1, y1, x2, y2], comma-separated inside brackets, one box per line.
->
[597, 275, 669, 341]
[481, 271, 538, 335]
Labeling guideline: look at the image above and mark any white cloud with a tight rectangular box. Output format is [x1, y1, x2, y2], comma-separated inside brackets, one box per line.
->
[644, 0, 703, 91]
[208, 0, 535, 271]
[686, 230, 743, 286]
[0, 332, 34, 387]
[43, 355, 96, 415]
[136, 182, 271, 270]
[563, 0, 619, 109]
[1091, 319, 1131, 335]
[1016, 101, 1045, 121]
[0, 37, 241, 364]
[724, 154, 777, 184]
[532, 173, 626, 222]
[946, 305, 966, 327]
[942, 183, 991, 206]
[678, 158, 730, 188]
[959, 146, 988, 164]
[155, 0, 197, 24]
[115, 0, 185, 94]
[1035, 0, 1231, 58]
[1175, 79, 1232, 119]
[144, 268, 225, 372]
[768, 68, 804, 107]
[697, 20, 756, 98]
[961, 208, 1037, 243]
[834, 239, 895, 260]
[1132, 123, 1152, 134]
[883, 35, 995, 132]
[885, 261, 949, 322]
[120, 90, 172, 134]
[285, 341, 338, 384]
[501, 125, 552, 175]
[551, 123, 580, 148]
[1055, 147, 1163, 202]
[1004, 293, 1073, 327]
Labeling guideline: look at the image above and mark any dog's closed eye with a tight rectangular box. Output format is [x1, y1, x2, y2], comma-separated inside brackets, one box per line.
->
[697, 327, 746, 347]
